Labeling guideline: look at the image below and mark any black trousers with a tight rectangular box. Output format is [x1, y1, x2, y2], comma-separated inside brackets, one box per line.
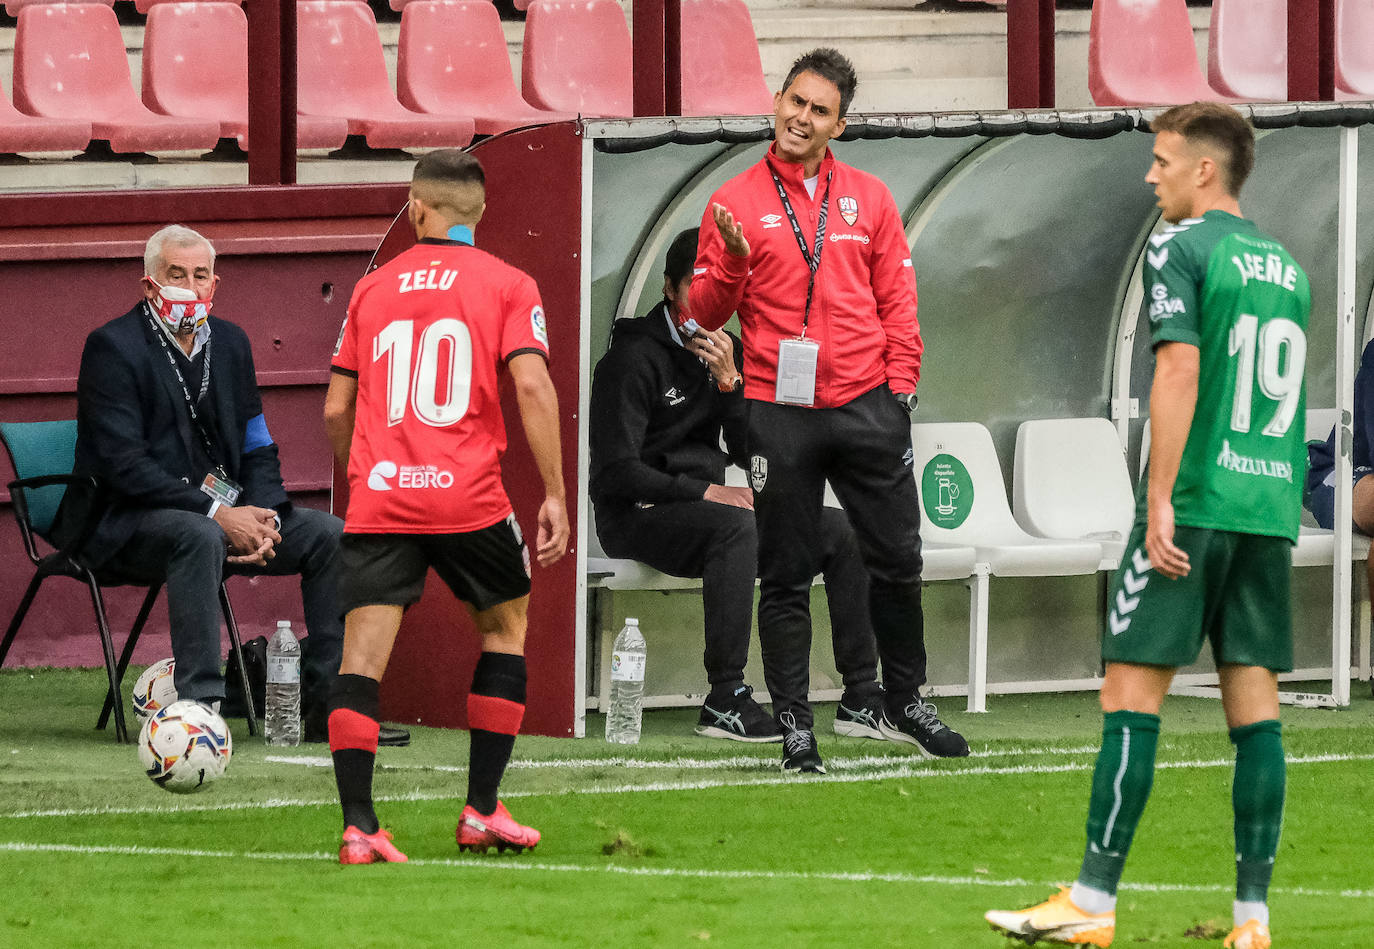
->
[111, 505, 345, 719]
[748, 384, 927, 729]
[594, 499, 879, 694]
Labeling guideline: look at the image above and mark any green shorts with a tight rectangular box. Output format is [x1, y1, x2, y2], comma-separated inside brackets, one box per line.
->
[1102, 523, 1293, 672]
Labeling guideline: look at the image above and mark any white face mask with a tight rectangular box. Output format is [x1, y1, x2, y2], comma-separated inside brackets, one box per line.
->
[148, 277, 213, 334]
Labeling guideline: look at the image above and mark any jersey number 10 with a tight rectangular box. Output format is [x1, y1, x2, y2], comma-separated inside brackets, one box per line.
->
[373, 318, 473, 427]
[1228, 313, 1305, 437]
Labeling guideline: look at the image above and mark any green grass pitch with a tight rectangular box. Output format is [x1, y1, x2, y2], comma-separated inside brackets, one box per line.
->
[2, 668, 1371, 947]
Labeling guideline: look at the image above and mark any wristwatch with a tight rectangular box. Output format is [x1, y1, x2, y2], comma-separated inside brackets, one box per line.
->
[717, 373, 743, 393]
[893, 391, 919, 415]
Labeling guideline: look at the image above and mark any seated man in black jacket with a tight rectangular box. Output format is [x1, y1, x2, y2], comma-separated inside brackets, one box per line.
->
[56, 224, 405, 745]
[590, 228, 887, 749]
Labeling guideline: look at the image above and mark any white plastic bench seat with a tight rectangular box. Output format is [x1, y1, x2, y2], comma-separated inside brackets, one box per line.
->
[1014, 417, 1135, 571]
[1293, 526, 1372, 568]
[589, 464, 978, 587]
[920, 541, 979, 581]
[1290, 408, 1371, 566]
[914, 422, 1104, 577]
[586, 556, 704, 591]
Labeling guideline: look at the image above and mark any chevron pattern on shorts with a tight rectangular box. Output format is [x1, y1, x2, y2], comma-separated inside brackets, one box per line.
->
[1109, 548, 1152, 636]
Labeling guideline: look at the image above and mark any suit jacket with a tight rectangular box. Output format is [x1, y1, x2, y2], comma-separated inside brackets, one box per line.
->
[55, 303, 288, 568]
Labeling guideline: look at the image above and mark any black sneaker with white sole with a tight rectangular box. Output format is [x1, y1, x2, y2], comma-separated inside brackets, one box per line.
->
[833, 690, 886, 740]
[695, 685, 782, 742]
[779, 711, 826, 774]
[878, 697, 970, 758]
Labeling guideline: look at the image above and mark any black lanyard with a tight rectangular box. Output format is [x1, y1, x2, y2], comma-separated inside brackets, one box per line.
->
[768, 165, 832, 335]
[146, 309, 222, 472]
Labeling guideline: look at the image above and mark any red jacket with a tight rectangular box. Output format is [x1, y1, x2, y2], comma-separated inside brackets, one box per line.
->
[687, 145, 922, 408]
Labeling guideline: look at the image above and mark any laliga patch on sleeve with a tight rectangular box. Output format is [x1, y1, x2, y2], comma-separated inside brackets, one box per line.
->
[332, 317, 348, 357]
[531, 306, 549, 348]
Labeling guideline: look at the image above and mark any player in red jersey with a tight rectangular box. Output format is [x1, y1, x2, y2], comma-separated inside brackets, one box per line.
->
[323, 149, 569, 864]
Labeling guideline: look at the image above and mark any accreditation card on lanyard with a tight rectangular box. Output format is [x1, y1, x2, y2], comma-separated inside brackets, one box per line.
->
[146, 308, 242, 508]
[770, 165, 831, 406]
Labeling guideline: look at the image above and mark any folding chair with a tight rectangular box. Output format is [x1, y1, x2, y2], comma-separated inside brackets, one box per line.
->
[0, 420, 258, 743]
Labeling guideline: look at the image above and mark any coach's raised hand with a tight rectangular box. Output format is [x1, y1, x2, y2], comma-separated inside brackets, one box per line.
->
[712, 203, 750, 258]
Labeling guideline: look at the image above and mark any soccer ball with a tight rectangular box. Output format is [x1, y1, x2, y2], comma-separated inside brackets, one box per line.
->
[138, 700, 233, 794]
[131, 658, 177, 721]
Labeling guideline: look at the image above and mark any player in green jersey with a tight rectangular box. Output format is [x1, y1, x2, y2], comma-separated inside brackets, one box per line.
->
[985, 103, 1309, 949]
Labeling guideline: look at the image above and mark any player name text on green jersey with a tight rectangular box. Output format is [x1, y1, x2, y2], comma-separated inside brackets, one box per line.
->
[1231, 250, 1300, 291]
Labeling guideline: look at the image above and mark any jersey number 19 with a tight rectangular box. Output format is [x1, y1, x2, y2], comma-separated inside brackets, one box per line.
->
[1228, 313, 1306, 437]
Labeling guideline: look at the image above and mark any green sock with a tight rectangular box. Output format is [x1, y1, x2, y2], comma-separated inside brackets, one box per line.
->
[1231, 719, 1285, 904]
[1078, 710, 1161, 895]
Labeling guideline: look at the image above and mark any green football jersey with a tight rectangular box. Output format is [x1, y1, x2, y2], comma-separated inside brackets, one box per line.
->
[1143, 210, 1311, 543]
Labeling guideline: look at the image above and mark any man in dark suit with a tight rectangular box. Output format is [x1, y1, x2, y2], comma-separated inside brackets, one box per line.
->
[57, 224, 405, 745]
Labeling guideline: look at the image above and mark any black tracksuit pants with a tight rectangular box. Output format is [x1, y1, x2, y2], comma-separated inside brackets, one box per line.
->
[594, 500, 879, 695]
[748, 384, 927, 730]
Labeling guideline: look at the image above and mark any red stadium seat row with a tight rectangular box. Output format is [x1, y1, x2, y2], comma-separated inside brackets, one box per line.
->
[1091, 0, 1374, 107]
[0, 0, 774, 158]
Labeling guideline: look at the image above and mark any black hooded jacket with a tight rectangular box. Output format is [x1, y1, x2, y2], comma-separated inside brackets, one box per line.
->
[589, 303, 747, 509]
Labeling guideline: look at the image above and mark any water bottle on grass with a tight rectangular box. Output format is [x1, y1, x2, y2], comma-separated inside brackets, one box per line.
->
[605, 618, 646, 744]
[265, 620, 301, 746]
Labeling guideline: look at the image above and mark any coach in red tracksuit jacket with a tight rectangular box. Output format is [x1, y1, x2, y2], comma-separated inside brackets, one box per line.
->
[685, 48, 969, 772]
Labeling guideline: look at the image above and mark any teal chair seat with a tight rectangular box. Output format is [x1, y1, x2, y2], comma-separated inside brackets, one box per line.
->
[1, 420, 258, 743]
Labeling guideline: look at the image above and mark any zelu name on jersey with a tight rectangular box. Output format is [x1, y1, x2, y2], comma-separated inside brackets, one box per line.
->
[397, 268, 459, 294]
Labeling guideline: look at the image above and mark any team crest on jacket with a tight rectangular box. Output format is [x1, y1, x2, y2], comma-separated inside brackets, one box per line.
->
[750, 455, 768, 492]
[838, 196, 859, 226]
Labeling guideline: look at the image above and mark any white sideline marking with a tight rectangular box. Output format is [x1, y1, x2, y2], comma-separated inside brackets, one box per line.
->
[1, 841, 1370, 901]
[2, 752, 1371, 822]
[263, 743, 1105, 774]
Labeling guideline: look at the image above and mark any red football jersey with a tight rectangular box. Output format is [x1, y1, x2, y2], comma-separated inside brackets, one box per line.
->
[332, 238, 550, 533]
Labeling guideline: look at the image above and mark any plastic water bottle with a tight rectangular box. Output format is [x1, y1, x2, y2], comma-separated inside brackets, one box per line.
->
[265, 620, 301, 746]
[605, 618, 646, 744]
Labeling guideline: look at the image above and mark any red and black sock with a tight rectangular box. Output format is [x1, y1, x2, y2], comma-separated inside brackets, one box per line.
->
[465, 652, 526, 815]
[328, 673, 381, 834]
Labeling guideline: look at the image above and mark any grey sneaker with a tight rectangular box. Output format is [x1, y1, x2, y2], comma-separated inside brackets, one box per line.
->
[695, 685, 782, 743]
[878, 697, 970, 758]
[833, 690, 887, 740]
[779, 711, 826, 774]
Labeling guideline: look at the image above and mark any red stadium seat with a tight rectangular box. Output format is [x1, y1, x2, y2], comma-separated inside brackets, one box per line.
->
[142, 2, 348, 150]
[1208, 0, 1287, 101]
[1336, 0, 1374, 98]
[133, 0, 211, 11]
[297, 0, 474, 150]
[1089, 0, 1230, 107]
[680, 0, 773, 116]
[12, 3, 222, 154]
[396, 0, 574, 135]
[2, 0, 110, 17]
[521, 0, 633, 117]
[0, 76, 92, 154]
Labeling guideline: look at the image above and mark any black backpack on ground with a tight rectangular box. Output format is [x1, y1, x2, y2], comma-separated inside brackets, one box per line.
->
[222, 635, 267, 719]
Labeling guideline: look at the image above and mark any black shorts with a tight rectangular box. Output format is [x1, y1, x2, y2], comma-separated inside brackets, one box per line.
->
[338, 515, 532, 616]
